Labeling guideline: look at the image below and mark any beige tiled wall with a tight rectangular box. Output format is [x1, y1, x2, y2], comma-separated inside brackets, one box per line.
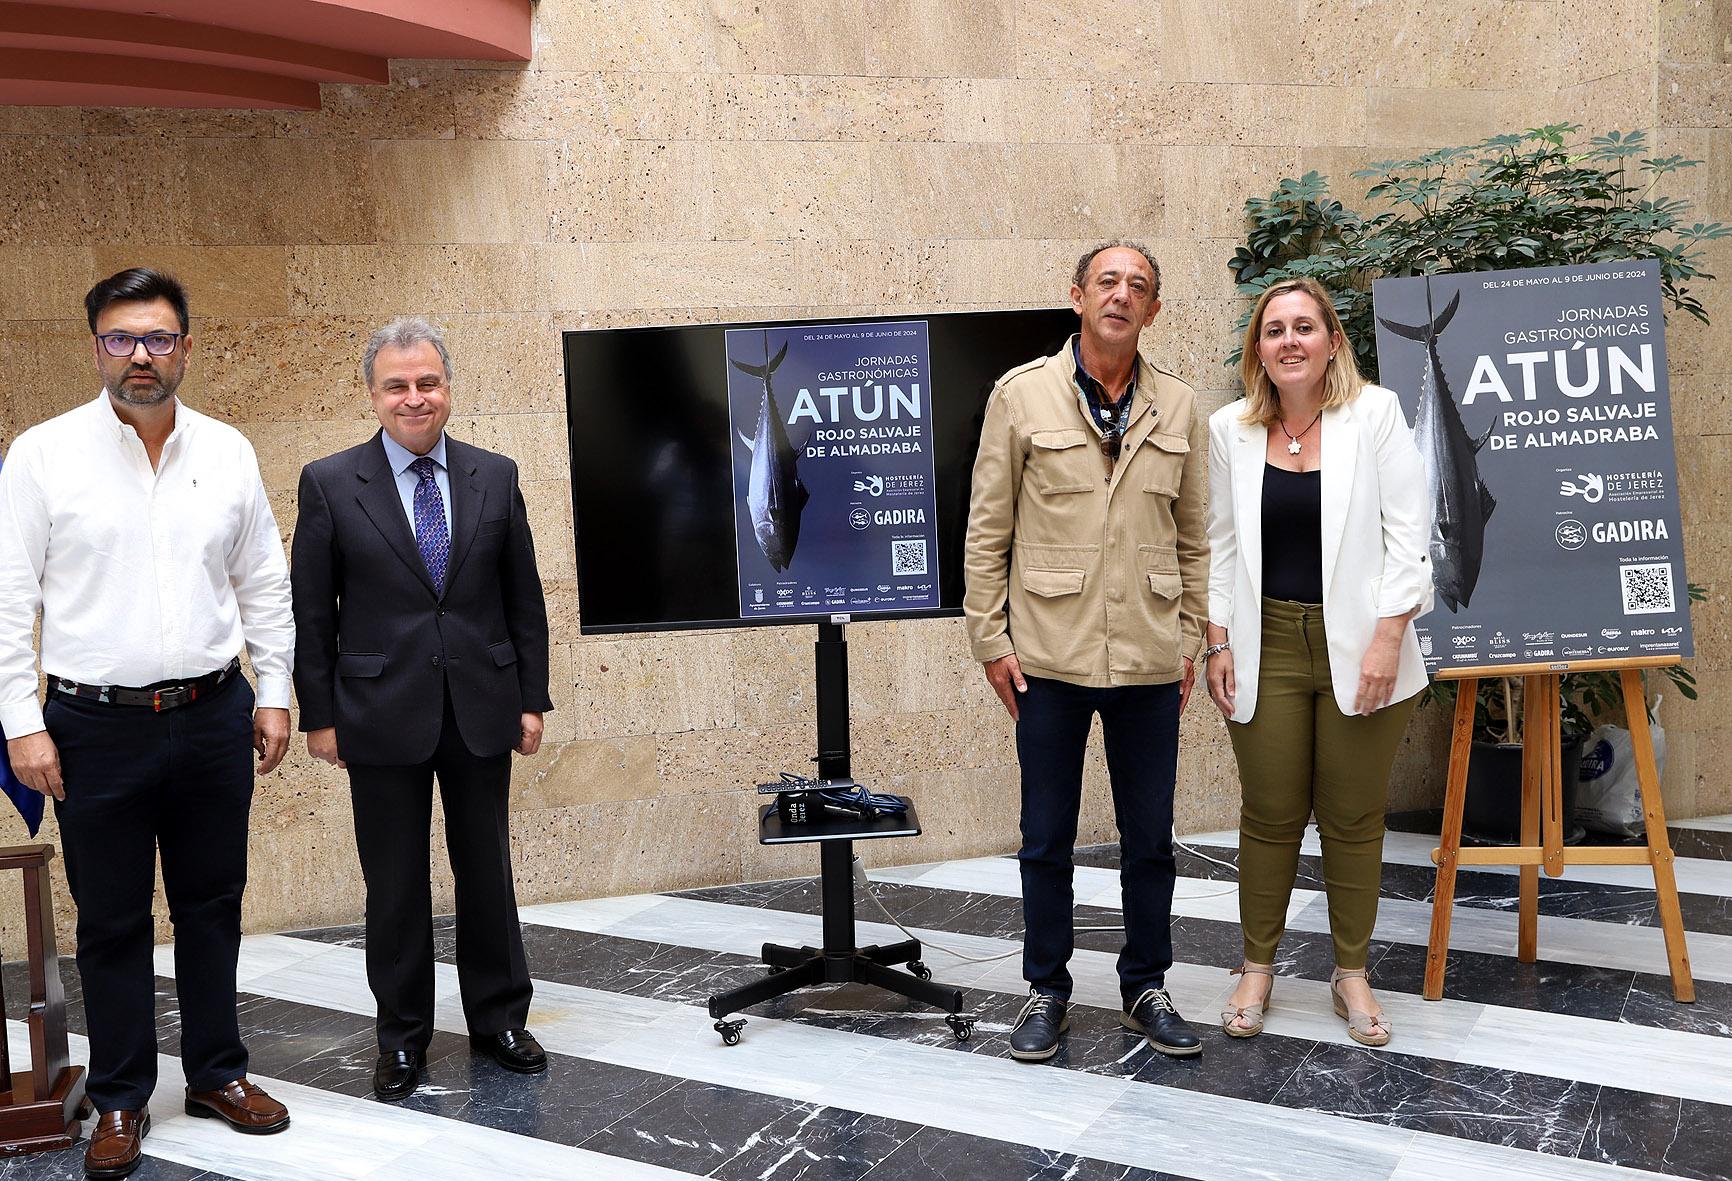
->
[0, 0, 1725, 944]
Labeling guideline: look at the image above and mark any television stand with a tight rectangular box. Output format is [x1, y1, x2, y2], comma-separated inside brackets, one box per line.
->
[705, 621, 973, 1044]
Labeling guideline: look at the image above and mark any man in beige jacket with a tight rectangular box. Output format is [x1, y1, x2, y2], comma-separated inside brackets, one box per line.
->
[964, 241, 1208, 1061]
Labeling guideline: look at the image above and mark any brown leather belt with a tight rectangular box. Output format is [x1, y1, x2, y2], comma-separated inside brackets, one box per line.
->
[50, 658, 241, 712]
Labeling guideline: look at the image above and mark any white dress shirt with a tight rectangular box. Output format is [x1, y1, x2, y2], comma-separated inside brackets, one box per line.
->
[380, 430, 453, 537]
[0, 394, 295, 737]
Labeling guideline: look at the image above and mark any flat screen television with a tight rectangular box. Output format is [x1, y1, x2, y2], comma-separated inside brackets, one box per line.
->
[564, 308, 1078, 634]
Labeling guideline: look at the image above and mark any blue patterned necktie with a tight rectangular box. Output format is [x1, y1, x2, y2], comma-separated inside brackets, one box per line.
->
[409, 456, 449, 593]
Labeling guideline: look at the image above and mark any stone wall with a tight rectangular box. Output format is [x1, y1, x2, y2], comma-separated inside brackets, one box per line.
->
[0, 0, 1724, 944]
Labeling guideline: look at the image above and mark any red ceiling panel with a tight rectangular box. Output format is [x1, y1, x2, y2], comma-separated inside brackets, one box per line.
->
[0, 0, 531, 109]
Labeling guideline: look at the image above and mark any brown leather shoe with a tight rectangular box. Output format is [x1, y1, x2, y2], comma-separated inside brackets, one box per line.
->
[184, 1078, 290, 1134]
[84, 1110, 149, 1179]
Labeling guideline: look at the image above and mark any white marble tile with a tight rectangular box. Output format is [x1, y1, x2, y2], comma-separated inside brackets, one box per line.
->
[1186, 826, 1732, 899]
[1673, 814, 1732, 833]
[1390, 1131, 1671, 1179]
[1461, 1005, 1732, 1107]
[1069, 1081, 1415, 1181]
[370, 1130, 704, 1181]
[876, 855, 1313, 925]
[155, 933, 333, 988]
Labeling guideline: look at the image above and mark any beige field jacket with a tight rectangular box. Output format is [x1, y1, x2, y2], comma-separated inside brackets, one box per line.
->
[963, 338, 1208, 687]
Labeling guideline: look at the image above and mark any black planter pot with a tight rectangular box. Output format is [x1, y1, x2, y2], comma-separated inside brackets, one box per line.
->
[1461, 736, 1587, 845]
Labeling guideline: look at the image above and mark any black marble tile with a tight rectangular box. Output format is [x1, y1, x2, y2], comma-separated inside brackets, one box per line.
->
[279, 920, 365, 948]
[1623, 972, 1732, 1038]
[0, 959, 82, 1026]
[1669, 827, 1732, 862]
[1579, 1089, 1732, 1181]
[1369, 940, 1640, 1021]
[1270, 1042, 1600, 1156]
[396, 1035, 680, 1146]
[512, 924, 766, 1006]
[864, 1125, 1189, 1181]
[756, 981, 1016, 1056]
[1130, 1024, 1312, 1105]
[0, 1155, 231, 1181]
[581, 1079, 919, 1180]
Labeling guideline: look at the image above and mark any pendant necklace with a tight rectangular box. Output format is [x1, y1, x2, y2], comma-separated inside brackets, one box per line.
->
[1279, 410, 1322, 456]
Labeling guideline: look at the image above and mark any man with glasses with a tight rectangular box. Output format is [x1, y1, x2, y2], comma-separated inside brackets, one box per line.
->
[963, 241, 1208, 1062]
[0, 268, 294, 1178]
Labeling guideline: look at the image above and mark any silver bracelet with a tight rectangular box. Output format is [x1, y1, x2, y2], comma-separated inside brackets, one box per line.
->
[1203, 641, 1231, 660]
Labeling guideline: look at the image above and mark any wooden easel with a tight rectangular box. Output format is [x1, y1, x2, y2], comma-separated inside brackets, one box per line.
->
[1424, 655, 1694, 1003]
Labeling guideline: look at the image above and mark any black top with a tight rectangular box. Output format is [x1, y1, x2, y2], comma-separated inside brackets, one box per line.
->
[1262, 464, 1323, 604]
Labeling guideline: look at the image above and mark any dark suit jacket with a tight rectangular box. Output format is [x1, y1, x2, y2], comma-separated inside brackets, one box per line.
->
[291, 431, 553, 766]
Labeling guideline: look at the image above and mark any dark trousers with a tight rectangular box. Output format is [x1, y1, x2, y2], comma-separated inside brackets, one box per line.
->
[47, 673, 255, 1113]
[1016, 675, 1180, 1006]
[347, 692, 531, 1054]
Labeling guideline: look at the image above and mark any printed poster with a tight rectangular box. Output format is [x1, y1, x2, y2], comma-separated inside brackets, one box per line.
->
[1372, 260, 1694, 672]
[725, 319, 941, 619]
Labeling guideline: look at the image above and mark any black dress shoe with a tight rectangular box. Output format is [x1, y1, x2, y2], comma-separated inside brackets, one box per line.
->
[1122, 988, 1203, 1057]
[471, 1029, 548, 1074]
[1008, 990, 1068, 1061]
[373, 1048, 423, 1101]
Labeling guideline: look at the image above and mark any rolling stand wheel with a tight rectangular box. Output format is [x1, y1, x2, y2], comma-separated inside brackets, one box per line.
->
[715, 1018, 747, 1046]
[907, 960, 932, 981]
[945, 1013, 974, 1042]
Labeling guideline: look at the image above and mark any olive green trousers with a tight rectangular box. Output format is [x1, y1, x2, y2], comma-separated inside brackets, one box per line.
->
[1227, 598, 1417, 968]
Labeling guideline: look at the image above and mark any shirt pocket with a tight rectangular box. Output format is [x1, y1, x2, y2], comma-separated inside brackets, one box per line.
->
[1028, 429, 1099, 495]
[1140, 431, 1190, 499]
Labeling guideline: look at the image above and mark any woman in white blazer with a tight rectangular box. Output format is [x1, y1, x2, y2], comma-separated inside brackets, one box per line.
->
[1204, 277, 1431, 1047]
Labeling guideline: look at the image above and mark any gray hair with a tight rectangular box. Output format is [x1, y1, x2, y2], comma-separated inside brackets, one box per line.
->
[1071, 240, 1162, 300]
[362, 316, 453, 387]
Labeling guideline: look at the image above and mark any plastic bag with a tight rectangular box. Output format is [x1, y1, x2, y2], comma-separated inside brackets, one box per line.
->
[1574, 702, 1666, 838]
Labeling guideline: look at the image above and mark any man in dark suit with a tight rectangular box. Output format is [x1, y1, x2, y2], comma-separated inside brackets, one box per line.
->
[291, 317, 553, 1101]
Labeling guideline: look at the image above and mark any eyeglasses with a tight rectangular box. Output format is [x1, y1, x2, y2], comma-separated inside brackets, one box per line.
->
[1100, 428, 1122, 461]
[96, 332, 185, 358]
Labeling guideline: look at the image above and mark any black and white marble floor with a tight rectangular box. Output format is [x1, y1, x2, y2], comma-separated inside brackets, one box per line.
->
[7, 813, 1732, 1181]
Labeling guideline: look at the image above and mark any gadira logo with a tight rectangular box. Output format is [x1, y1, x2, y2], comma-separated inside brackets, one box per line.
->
[1555, 519, 1586, 550]
[848, 508, 871, 531]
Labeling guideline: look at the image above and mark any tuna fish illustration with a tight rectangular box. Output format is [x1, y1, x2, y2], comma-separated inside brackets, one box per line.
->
[1378, 282, 1496, 612]
[732, 332, 808, 572]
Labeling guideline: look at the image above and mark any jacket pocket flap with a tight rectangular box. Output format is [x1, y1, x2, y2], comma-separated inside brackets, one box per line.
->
[489, 640, 518, 667]
[1147, 572, 1182, 599]
[1148, 431, 1190, 454]
[1030, 429, 1091, 451]
[1023, 567, 1085, 598]
[337, 652, 386, 678]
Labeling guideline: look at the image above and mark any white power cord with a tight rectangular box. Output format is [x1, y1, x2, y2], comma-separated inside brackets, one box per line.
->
[852, 829, 1242, 966]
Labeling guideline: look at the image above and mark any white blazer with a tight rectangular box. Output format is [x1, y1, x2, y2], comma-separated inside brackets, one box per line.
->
[1206, 384, 1433, 724]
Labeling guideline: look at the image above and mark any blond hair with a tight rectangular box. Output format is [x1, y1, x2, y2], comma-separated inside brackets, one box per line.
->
[1237, 277, 1363, 426]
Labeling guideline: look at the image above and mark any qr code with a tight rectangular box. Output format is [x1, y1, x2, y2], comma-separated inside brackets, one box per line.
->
[1620, 562, 1675, 614]
[891, 538, 928, 576]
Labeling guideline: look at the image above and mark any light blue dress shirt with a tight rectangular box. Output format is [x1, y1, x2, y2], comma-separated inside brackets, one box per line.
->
[380, 431, 453, 539]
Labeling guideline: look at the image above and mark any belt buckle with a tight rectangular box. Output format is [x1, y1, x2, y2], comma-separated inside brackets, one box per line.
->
[152, 686, 196, 713]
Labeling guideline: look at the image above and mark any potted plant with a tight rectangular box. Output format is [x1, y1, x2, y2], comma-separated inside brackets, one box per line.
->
[1225, 125, 1722, 838]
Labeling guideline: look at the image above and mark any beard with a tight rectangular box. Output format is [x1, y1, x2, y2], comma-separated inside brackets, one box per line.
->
[107, 366, 180, 406]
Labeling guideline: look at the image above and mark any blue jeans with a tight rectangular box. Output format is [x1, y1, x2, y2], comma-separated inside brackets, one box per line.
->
[1016, 675, 1180, 1006]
